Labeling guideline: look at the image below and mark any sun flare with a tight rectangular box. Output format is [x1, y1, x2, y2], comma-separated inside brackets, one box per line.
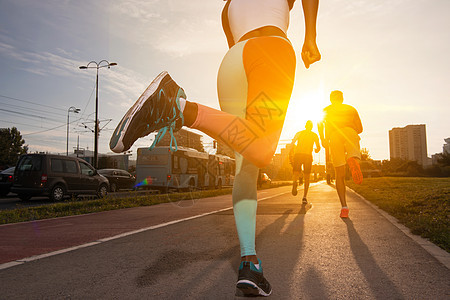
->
[285, 89, 328, 136]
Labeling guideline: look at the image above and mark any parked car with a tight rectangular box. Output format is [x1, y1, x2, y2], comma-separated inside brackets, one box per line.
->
[262, 173, 272, 185]
[11, 154, 109, 201]
[258, 172, 272, 187]
[0, 167, 15, 197]
[97, 169, 136, 192]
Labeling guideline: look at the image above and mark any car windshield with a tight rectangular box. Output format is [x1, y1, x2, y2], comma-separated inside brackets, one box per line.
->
[1, 167, 15, 174]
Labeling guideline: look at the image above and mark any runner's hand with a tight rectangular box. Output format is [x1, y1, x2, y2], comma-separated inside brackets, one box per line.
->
[301, 39, 321, 69]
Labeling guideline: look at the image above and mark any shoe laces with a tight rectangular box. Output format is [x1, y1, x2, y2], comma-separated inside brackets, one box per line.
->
[149, 88, 184, 152]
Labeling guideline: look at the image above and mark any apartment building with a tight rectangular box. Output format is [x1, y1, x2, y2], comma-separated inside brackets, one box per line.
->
[389, 124, 428, 165]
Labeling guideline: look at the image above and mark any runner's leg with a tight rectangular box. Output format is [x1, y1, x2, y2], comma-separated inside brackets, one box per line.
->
[335, 165, 347, 207]
[215, 36, 296, 259]
[191, 37, 296, 168]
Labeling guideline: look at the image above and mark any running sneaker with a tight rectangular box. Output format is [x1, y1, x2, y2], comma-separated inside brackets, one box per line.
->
[302, 197, 308, 204]
[109, 71, 186, 153]
[340, 207, 349, 218]
[236, 259, 272, 297]
[291, 180, 298, 196]
[347, 157, 363, 184]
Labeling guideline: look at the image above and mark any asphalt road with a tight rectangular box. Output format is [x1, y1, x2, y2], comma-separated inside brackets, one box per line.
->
[0, 182, 449, 299]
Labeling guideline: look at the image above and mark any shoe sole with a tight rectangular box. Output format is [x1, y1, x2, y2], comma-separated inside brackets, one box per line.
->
[340, 209, 349, 218]
[109, 71, 168, 153]
[347, 158, 363, 185]
[236, 280, 271, 297]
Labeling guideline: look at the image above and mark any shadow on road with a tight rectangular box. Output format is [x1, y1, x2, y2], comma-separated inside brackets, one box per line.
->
[343, 218, 404, 299]
[135, 202, 314, 298]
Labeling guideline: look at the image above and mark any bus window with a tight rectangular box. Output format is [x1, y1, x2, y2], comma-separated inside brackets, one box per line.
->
[137, 154, 168, 165]
[180, 157, 188, 174]
[172, 155, 180, 174]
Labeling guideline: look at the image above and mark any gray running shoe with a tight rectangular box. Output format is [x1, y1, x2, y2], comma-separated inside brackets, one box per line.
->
[236, 259, 272, 297]
[109, 71, 185, 153]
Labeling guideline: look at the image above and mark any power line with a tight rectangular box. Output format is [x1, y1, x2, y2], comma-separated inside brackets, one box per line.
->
[0, 101, 68, 120]
[0, 108, 63, 123]
[0, 119, 54, 129]
[0, 94, 66, 113]
[0, 110, 62, 126]
[21, 118, 82, 136]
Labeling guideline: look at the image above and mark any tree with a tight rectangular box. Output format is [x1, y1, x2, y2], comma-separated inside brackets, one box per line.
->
[0, 127, 28, 168]
[437, 150, 450, 167]
[360, 148, 372, 161]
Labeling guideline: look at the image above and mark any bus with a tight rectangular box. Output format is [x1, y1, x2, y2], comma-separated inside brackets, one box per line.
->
[214, 154, 235, 188]
[135, 146, 234, 192]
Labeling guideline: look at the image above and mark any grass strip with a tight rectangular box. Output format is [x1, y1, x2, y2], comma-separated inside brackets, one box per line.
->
[0, 181, 291, 225]
[0, 188, 232, 225]
[346, 177, 450, 252]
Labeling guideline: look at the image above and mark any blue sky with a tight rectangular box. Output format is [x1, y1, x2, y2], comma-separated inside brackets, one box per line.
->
[0, 0, 449, 162]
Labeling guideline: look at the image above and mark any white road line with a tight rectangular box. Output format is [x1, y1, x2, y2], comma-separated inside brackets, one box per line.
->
[0, 190, 288, 271]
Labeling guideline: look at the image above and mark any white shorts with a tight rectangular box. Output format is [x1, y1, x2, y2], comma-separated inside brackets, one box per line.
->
[329, 127, 361, 168]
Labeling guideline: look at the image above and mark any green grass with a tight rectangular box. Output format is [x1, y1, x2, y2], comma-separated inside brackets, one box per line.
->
[0, 181, 291, 225]
[347, 177, 450, 252]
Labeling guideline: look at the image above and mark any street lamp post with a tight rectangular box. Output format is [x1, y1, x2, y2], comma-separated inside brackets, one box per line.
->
[79, 60, 117, 168]
[67, 106, 80, 156]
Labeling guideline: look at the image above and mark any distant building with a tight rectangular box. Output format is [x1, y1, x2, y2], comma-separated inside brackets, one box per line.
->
[157, 128, 204, 152]
[444, 138, 450, 153]
[389, 124, 429, 166]
[431, 138, 450, 165]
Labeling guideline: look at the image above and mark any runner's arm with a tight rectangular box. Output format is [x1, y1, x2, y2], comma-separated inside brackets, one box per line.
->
[314, 134, 321, 153]
[317, 121, 327, 148]
[354, 110, 363, 134]
[292, 132, 300, 146]
[301, 0, 321, 68]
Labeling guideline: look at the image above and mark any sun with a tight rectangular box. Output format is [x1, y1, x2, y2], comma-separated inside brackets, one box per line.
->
[285, 89, 328, 130]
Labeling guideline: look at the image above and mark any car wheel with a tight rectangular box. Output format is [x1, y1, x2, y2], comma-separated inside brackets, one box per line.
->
[19, 194, 31, 201]
[110, 183, 117, 193]
[98, 184, 108, 198]
[50, 185, 65, 202]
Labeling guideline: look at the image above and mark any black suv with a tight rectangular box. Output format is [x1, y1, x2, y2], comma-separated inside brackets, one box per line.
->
[11, 154, 109, 201]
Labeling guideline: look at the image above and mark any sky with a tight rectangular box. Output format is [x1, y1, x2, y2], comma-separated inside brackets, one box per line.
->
[0, 0, 449, 163]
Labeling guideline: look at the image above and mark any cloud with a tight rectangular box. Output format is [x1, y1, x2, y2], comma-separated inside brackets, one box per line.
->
[0, 40, 82, 77]
[153, 19, 224, 57]
[107, 0, 224, 57]
[109, 0, 162, 22]
[0, 36, 148, 105]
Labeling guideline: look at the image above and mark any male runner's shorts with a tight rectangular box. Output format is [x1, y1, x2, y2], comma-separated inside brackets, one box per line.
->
[329, 127, 361, 168]
[293, 153, 313, 174]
